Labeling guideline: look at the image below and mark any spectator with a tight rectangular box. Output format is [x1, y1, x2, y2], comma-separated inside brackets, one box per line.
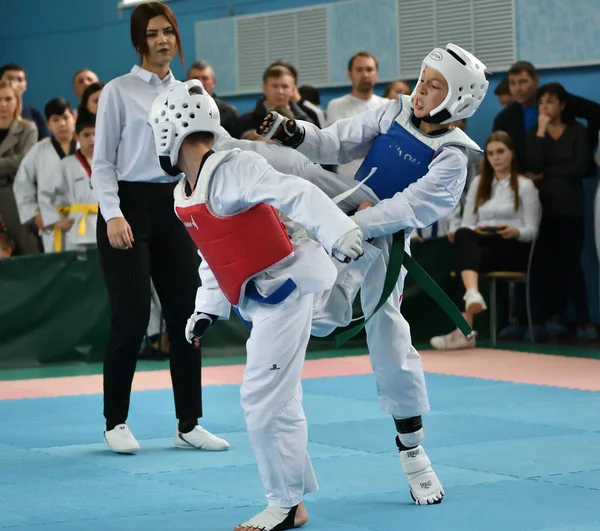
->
[494, 76, 513, 108]
[0, 79, 39, 254]
[0, 230, 15, 258]
[268, 61, 323, 127]
[445, 118, 484, 243]
[326, 51, 387, 179]
[0, 63, 49, 139]
[38, 110, 98, 252]
[493, 61, 600, 175]
[430, 131, 540, 350]
[232, 64, 313, 138]
[526, 82, 596, 341]
[186, 60, 239, 135]
[382, 79, 411, 99]
[13, 98, 77, 253]
[79, 81, 105, 115]
[73, 69, 99, 102]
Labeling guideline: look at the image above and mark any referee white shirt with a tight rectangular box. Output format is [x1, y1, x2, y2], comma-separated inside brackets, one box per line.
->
[91, 65, 179, 222]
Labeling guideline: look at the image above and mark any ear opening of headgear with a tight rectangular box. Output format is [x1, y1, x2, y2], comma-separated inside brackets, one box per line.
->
[149, 79, 222, 177]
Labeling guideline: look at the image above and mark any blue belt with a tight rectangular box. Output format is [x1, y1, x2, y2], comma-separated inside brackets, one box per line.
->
[234, 278, 297, 332]
[245, 278, 297, 305]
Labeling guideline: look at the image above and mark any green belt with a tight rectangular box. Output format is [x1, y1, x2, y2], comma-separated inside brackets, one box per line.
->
[333, 230, 473, 348]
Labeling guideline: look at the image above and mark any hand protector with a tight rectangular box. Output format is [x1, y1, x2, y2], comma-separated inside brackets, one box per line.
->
[257, 111, 305, 148]
[332, 227, 364, 263]
[185, 312, 218, 348]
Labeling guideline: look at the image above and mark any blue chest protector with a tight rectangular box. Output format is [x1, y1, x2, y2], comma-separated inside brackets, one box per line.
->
[353, 96, 479, 201]
[331, 97, 482, 348]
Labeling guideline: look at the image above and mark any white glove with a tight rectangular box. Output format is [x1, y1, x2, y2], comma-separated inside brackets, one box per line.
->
[257, 111, 305, 148]
[332, 227, 364, 263]
[185, 312, 217, 348]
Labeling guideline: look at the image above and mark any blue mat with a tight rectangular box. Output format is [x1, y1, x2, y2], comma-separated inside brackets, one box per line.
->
[0, 374, 599, 530]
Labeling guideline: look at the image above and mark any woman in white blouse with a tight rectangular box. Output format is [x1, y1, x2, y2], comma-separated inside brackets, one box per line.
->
[91, 2, 228, 454]
[430, 131, 541, 350]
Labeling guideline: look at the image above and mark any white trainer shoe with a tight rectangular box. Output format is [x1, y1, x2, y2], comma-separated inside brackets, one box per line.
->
[174, 425, 230, 451]
[430, 328, 476, 350]
[104, 424, 140, 454]
[464, 290, 487, 314]
[400, 445, 444, 505]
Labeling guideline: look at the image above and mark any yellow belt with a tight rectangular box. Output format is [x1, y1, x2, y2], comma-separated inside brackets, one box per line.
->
[53, 203, 98, 252]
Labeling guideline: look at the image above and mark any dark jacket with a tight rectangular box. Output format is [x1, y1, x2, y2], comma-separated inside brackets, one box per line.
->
[232, 97, 316, 139]
[21, 104, 49, 140]
[493, 93, 600, 175]
[214, 95, 240, 136]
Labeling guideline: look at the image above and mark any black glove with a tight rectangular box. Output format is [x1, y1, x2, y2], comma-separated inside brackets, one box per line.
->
[257, 111, 305, 148]
[185, 312, 218, 348]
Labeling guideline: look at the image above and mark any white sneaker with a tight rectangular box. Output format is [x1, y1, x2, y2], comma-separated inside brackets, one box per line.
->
[430, 328, 476, 350]
[174, 425, 230, 451]
[104, 424, 140, 454]
[464, 290, 487, 314]
[400, 445, 444, 505]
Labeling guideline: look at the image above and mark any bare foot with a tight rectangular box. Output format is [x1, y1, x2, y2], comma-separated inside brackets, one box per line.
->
[295, 502, 309, 527]
[233, 502, 308, 531]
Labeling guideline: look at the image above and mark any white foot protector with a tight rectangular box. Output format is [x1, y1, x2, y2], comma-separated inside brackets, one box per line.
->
[399, 445, 444, 505]
[237, 505, 299, 531]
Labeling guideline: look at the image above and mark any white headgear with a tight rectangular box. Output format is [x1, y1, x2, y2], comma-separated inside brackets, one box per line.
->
[148, 79, 221, 176]
[412, 43, 489, 124]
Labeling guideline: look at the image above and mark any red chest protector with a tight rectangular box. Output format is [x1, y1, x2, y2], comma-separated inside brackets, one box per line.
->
[174, 150, 293, 306]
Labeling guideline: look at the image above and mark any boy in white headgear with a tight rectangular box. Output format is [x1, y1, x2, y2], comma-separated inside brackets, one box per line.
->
[148, 80, 365, 531]
[258, 43, 489, 507]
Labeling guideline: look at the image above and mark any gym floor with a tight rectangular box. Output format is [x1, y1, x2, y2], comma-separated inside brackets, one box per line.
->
[1, 344, 599, 530]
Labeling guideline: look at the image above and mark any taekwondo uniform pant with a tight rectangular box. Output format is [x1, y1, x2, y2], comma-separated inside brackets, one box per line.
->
[238, 290, 318, 507]
[312, 235, 430, 420]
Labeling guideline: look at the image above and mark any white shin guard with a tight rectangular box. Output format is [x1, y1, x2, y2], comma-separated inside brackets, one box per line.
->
[397, 427, 424, 448]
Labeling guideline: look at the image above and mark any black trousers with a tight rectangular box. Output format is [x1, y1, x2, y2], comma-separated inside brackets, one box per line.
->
[97, 181, 202, 425]
[453, 228, 531, 307]
[529, 215, 589, 325]
[454, 228, 531, 274]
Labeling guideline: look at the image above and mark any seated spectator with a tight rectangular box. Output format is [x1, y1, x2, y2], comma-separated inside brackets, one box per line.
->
[79, 81, 105, 115]
[186, 60, 240, 135]
[430, 131, 540, 350]
[525, 82, 596, 341]
[0, 230, 15, 258]
[0, 63, 49, 139]
[0, 80, 39, 254]
[382, 79, 411, 99]
[444, 118, 484, 243]
[232, 64, 313, 138]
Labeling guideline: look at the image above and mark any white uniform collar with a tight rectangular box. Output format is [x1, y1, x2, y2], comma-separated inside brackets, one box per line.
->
[131, 65, 175, 85]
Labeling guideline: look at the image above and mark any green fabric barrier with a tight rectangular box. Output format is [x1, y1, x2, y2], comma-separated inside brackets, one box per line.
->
[0, 240, 499, 369]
